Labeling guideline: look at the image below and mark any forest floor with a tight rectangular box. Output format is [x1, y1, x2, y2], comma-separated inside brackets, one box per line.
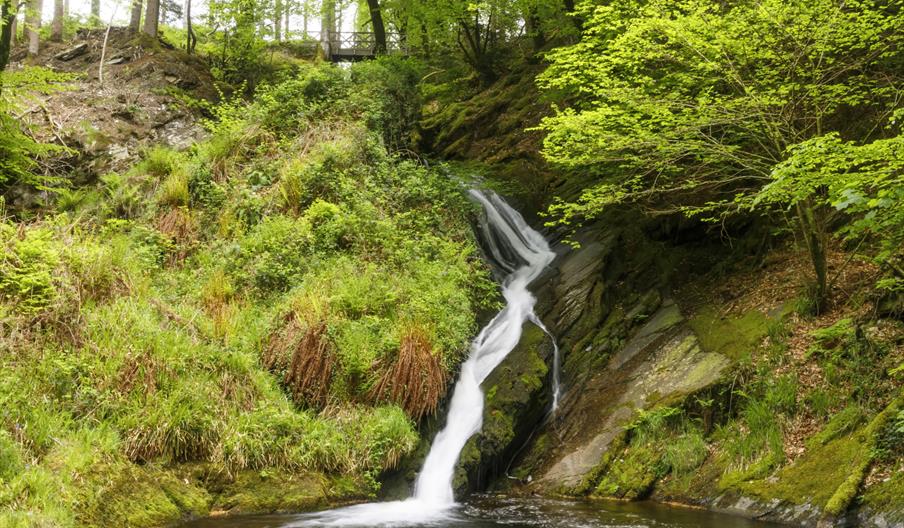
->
[8, 28, 213, 206]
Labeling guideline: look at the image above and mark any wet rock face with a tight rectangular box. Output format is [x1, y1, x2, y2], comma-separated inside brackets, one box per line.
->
[528, 300, 729, 492]
[453, 322, 554, 496]
[468, 217, 730, 496]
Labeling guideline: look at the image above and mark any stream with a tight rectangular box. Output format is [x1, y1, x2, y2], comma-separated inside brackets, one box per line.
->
[181, 191, 781, 528]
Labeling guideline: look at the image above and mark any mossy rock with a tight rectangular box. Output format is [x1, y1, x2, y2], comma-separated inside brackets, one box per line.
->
[214, 469, 368, 515]
[78, 463, 212, 528]
[593, 451, 660, 500]
[860, 470, 904, 525]
[734, 430, 866, 510]
[688, 306, 772, 360]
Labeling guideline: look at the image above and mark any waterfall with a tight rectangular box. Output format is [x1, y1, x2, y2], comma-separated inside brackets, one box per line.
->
[291, 190, 556, 527]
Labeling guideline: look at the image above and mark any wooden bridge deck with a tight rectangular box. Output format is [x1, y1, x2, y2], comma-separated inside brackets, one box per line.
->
[321, 31, 407, 61]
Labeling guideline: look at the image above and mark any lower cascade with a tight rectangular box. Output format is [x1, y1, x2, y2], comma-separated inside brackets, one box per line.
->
[292, 190, 556, 527]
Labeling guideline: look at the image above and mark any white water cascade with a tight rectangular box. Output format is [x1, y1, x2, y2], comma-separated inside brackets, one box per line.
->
[291, 190, 556, 527]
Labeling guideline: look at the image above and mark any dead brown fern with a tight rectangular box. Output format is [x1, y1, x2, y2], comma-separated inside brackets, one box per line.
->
[368, 328, 447, 420]
[155, 206, 197, 263]
[264, 312, 334, 409]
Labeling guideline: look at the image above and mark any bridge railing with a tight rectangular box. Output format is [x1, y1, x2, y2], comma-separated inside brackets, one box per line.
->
[323, 31, 408, 57]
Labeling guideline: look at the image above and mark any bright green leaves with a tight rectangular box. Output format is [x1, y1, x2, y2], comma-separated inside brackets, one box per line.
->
[757, 132, 904, 286]
[538, 0, 904, 223]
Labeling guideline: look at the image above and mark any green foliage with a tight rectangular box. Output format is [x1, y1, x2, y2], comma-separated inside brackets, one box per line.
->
[757, 132, 904, 290]
[540, 0, 902, 212]
[1, 68, 73, 192]
[0, 224, 61, 314]
[0, 58, 492, 526]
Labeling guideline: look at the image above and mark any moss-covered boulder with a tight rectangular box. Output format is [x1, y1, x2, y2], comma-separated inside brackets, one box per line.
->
[212, 469, 370, 515]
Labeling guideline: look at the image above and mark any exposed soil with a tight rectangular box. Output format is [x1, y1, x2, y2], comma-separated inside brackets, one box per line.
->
[8, 27, 216, 200]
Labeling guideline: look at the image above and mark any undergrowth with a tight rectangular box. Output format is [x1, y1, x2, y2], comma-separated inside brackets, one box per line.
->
[0, 58, 496, 526]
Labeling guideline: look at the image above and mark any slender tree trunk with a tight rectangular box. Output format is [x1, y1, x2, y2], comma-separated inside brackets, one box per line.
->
[90, 0, 99, 25]
[143, 0, 159, 37]
[563, 0, 582, 31]
[8, 5, 16, 45]
[274, 0, 282, 41]
[284, 0, 290, 39]
[63, 0, 67, 17]
[184, 0, 195, 53]
[365, 0, 385, 53]
[1, 0, 15, 73]
[25, 0, 40, 56]
[796, 200, 828, 313]
[129, 0, 142, 32]
[525, 9, 544, 52]
[320, 0, 334, 59]
[50, 0, 63, 41]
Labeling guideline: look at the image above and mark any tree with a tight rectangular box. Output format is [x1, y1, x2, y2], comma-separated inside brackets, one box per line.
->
[24, 0, 39, 56]
[366, 0, 386, 53]
[274, 0, 282, 40]
[90, 0, 99, 25]
[185, 0, 196, 53]
[537, 0, 904, 311]
[755, 132, 904, 309]
[321, 0, 335, 58]
[50, 0, 62, 41]
[129, 0, 143, 33]
[1, 0, 16, 73]
[143, 0, 159, 37]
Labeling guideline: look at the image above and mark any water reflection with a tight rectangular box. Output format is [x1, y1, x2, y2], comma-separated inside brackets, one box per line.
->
[181, 495, 784, 528]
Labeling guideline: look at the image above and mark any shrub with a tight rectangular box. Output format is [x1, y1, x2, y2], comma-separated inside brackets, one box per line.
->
[157, 167, 191, 208]
[230, 215, 312, 293]
[0, 224, 62, 314]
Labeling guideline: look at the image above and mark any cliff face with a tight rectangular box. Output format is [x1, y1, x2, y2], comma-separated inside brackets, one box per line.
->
[425, 70, 903, 528]
[467, 214, 903, 528]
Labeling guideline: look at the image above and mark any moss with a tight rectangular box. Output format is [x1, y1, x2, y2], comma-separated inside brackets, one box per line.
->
[688, 306, 771, 360]
[592, 443, 663, 500]
[455, 323, 550, 493]
[807, 405, 865, 448]
[862, 470, 904, 514]
[824, 395, 902, 517]
[577, 431, 628, 495]
[214, 469, 365, 514]
[80, 464, 212, 528]
[736, 433, 862, 507]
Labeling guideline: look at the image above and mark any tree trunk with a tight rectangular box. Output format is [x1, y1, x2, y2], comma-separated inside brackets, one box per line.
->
[50, 0, 62, 41]
[320, 0, 334, 59]
[1, 0, 15, 73]
[525, 9, 544, 52]
[274, 0, 282, 41]
[25, 0, 40, 56]
[365, 0, 385, 53]
[143, 0, 159, 37]
[129, 0, 142, 33]
[796, 200, 829, 313]
[284, 0, 290, 38]
[90, 0, 99, 25]
[8, 4, 16, 44]
[184, 0, 195, 53]
[563, 0, 582, 31]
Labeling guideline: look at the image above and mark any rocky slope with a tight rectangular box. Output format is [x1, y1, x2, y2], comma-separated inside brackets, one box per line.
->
[427, 69, 904, 527]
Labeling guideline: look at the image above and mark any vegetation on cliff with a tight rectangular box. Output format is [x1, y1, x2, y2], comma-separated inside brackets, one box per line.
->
[0, 53, 495, 525]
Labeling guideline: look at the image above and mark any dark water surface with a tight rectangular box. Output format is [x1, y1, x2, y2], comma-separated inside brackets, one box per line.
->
[181, 495, 783, 528]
